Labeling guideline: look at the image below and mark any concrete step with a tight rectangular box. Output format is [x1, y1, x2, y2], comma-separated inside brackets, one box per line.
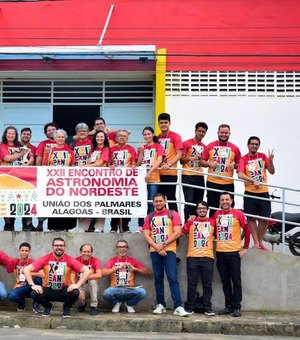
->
[0, 310, 299, 337]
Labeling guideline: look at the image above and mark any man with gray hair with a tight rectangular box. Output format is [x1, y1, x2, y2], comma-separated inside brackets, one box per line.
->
[69, 123, 95, 232]
[69, 122, 92, 167]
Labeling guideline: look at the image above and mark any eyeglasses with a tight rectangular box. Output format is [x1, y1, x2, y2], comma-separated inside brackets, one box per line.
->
[197, 207, 207, 210]
[53, 244, 65, 247]
[117, 246, 128, 249]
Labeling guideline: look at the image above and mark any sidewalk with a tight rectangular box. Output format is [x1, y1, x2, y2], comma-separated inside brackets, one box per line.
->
[0, 307, 299, 337]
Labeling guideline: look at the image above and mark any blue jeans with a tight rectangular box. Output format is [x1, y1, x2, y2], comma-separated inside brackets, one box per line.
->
[103, 286, 147, 306]
[150, 251, 182, 308]
[8, 278, 42, 305]
[0, 282, 8, 301]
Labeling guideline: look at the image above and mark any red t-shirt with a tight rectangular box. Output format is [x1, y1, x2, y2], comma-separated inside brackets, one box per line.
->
[0, 251, 11, 268]
[70, 139, 93, 166]
[7, 257, 35, 288]
[88, 146, 110, 165]
[202, 140, 241, 184]
[158, 130, 183, 176]
[36, 139, 57, 165]
[182, 217, 215, 258]
[143, 208, 182, 253]
[104, 256, 145, 287]
[47, 146, 75, 166]
[31, 253, 84, 289]
[0, 144, 33, 166]
[213, 209, 250, 252]
[137, 143, 164, 183]
[182, 138, 207, 176]
[73, 256, 101, 283]
[110, 144, 136, 167]
[238, 152, 270, 193]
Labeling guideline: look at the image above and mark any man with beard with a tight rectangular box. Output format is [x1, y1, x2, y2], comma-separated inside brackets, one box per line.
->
[238, 136, 275, 251]
[24, 237, 90, 318]
[35, 122, 58, 166]
[213, 192, 250, 317]
[182, 200, 215, 315]
[202, 124, 241, 217]
[143, 193, 190, 317]
[181, 122, 208, 222]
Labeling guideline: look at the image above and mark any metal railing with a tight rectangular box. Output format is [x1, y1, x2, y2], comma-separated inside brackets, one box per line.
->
[157, 167, 300, 254]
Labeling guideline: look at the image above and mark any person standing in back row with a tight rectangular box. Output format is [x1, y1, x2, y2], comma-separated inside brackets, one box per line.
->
[181, 122, 208, 222]
[238, 136, 275, 251]
[157, 113, 183, 212]
[202, 124, 241, 217]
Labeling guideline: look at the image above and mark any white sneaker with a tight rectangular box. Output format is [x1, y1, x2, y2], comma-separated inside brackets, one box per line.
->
[173, 306, 191, 317]
[125, 303, 135, 313]
[94, 228, 101, 233]
[112, 302, 122, 313]
[153, 304, 166, 314]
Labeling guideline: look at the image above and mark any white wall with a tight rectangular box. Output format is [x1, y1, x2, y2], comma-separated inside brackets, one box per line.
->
[167, 96, 300, 212]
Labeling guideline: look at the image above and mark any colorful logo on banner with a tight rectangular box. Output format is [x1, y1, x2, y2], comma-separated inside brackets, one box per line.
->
[0, 166, 147, 218]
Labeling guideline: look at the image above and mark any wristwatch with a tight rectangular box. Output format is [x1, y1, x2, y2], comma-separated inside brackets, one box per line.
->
[167, 163, 172, 167]
[162, 242, 167, 248]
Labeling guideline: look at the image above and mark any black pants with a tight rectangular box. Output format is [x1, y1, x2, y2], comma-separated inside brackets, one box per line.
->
[216, 251, 242, 309]
[110, 218, 131, 232]
[31, 287, 79, 308]
[159, 175, 178, 211]
[207, 182, 234, 217]
[186, 257, 214, 312]
[182, 175, 205, 222]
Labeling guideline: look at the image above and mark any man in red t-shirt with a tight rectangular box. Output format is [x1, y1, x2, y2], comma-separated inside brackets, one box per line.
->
[102, 240, 151, 313]
[213, 192, 250, 317]
[202, 124, 241, 217]
[24, 237, 90, 318]
[143, 193, 190, 317]
[7, 242, 43, 312]
[182, 200, 215, 315]
[157, 113, 183, 212]
[238, 136, 275, 251]
[110, 130, 136, 232]
[181, 122, 208, 222]
[71, 243, 102, 315]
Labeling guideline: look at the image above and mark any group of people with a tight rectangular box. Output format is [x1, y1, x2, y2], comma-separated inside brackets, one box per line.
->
[0, 113, 275, 249]
[0, 191, 250, 318]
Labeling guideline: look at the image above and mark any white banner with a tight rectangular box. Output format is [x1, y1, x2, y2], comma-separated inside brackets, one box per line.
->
[0, 166, 147, 218]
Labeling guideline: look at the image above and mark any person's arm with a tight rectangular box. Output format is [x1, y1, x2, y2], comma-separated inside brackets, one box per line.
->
[102, 266, 117, 277]
[143, 229, 163, 253]
[3, 149, 27, 162]
[24, 264, 43, 294]
[238, 171, 261, 188]
[67, 265, 90, 292]
[127, 263, 151, 276]
[87, 268, 102, 280]
[267, 149, 275, 175]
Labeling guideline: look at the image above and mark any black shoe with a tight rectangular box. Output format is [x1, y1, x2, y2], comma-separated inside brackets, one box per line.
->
[63, 304, 71, 318]
[232, 308, 241, 317]
[218, 307, 234, 315]
[205, 310, 215, 316]
[42, 303, 53, 317]
[17, 301, 25, 312]
[3, 223, 14, 231]
[33, 302, 41, 314]
[77, 303, 86, 313]
[90, 307, 98, 315]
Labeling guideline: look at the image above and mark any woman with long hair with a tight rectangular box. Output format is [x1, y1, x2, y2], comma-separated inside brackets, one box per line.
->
[0, 126, 35, 231]
[79, 130, 111, 233]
